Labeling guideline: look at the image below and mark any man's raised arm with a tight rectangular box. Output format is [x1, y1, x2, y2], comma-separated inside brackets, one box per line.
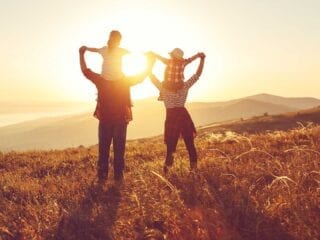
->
[79, 46, 88, 74]
[126, 52, 156, 86]
[79, 46, 101, 83]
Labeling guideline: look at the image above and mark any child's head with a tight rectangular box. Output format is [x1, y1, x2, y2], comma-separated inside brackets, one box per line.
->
[107, 30, 122, 49]
[169, 48, 184, 60]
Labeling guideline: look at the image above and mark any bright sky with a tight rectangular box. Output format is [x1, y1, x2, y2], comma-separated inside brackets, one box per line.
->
[1, 0, 320, 103]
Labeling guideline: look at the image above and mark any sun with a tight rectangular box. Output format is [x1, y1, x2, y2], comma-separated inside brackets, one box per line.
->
[122, 53, 148, 76]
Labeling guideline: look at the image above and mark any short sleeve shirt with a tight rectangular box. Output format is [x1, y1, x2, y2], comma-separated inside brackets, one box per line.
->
[98, 47, 129, 81]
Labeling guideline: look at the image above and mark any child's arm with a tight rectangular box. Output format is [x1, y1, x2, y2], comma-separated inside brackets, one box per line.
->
[151, 52, 169, 64]
[184, 52, 202, 65]
[86, 47, 103, 53]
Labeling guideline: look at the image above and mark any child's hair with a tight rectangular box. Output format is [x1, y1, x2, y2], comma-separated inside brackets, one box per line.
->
[107, 30, 122, 48]
[169, 48, 184, 60]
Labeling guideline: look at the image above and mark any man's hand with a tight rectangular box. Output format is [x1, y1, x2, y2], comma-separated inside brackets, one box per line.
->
[79, 46, 87, 54]
[199, 52, 206, 59]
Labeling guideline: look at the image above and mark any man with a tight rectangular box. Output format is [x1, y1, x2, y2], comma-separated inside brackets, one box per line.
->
[79, 32, 154, 184]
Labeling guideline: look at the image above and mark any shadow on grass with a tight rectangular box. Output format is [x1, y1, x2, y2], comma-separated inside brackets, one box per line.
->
[189, 173, 294, 240]
[168, 171, 295, 240]
[55, 183, 121, 240]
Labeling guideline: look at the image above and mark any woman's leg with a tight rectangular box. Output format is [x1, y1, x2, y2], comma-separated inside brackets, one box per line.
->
[164, 136, 179, 173]
[182, 132, 197, 170]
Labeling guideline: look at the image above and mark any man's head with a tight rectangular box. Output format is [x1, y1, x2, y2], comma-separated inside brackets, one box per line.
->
[107, 30, 122, 48]
[169, 48, 184, 60]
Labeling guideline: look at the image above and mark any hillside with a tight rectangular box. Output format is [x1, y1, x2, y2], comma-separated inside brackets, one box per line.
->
[199, 106, 320, 135]
[0, 123, 319, 239]
[246, 93, 320, 109]
[1, 93, 320, 151]
[190, 98, 295, 125]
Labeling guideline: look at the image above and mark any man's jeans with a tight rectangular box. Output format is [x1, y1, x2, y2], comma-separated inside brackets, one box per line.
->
[98, 121, 127, 181]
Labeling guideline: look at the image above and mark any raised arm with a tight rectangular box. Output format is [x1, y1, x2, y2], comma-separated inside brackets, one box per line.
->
[126, 52, 156, 86]
[151, 52, 169, 64]
[79, 46, 101, 83]
[149, 74, 162, 90]
[79, 46, 88, 74]
[184, 52, 202, 65]
[184, 53, 206, 89]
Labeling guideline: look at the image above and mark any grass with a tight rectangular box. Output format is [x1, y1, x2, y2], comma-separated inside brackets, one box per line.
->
[0, 123, 319, 239]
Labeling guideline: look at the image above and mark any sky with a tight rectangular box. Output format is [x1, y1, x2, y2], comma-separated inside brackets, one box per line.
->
[0, 0, 320, 104]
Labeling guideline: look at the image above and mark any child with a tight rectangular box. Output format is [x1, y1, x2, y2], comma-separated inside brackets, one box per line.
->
[85, 30, 129, 81]
[152, 48, 202, 99]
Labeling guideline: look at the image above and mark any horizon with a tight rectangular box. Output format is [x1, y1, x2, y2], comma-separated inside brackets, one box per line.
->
[1, 92, 320, 128]
[1, 0, 320, 103]
[2, 92, 320, 105]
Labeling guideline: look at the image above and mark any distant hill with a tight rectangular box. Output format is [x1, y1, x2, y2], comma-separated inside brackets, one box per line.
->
[245, 93, 320, 109]
[189, 98, 296, 126]
[198, 106, 320, 135]
[1, 93, 320, 151]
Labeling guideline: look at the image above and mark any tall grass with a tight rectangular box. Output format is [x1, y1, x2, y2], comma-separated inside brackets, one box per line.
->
[0, 125, 319, 239]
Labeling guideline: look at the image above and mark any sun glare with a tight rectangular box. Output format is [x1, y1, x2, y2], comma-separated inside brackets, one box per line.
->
[122, 53, 147, 76]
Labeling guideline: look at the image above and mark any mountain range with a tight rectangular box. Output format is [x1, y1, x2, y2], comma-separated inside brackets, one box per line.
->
[1, 93, 320, 151]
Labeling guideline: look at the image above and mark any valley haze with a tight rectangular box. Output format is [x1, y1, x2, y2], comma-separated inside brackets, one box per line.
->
[1, 93, 320, 151]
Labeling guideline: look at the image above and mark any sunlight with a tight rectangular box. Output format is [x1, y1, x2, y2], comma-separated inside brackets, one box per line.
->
[122, 53, 147, 76]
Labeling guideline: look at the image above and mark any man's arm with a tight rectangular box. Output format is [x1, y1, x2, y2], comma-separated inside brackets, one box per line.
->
[79, 46, 101, 84]
[126, 52, 156, 86]
[184, 53, 206, 89]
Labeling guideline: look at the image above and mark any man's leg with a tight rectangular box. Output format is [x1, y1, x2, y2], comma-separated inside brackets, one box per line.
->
[98, 122, 113, 182]
[113, 122, 128, 181]
[182, 132, 197, 170]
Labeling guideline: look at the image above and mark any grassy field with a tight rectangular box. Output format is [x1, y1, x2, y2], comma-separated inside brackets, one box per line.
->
[0, 122, 319, 239]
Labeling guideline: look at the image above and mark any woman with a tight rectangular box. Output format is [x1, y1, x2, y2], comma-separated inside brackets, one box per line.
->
[149, 52, 206, 173]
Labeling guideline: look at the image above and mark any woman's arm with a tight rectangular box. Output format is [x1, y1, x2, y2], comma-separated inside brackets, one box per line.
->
[126, 52, 156, 86]
[184, 53, 206, 89]
[149, 74, 162, 90]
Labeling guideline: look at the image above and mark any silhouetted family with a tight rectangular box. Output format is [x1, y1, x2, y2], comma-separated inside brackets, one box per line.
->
[79, 30, 205, 184]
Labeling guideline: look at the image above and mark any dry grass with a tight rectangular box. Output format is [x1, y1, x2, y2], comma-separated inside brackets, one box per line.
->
[0, 124, 319, 239]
